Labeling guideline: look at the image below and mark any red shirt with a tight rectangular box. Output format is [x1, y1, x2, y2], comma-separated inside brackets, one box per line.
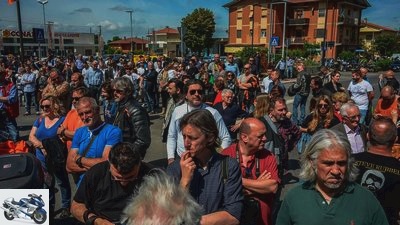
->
[213, 90, 223, 106]
[221, 143, 280, 225]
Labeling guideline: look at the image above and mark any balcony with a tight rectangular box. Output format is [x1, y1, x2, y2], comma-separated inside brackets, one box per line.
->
[338, 17, 359, 26]
[289, 37, 307, 45]
[288, 18, 310, 26]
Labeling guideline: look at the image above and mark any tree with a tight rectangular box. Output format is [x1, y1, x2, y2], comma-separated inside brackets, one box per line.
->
[372, 34, 400, 57]
[181, 8, 216, 55]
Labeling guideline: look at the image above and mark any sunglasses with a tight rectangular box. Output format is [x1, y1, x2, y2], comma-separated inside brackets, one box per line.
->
[244, 68, 250, 70]
[189, 89, 203, 95]
[40, 104, 51, 109]
[318, 104, 329, 109]
[72, 97, 82, 101]
[113, 89, 125, 94]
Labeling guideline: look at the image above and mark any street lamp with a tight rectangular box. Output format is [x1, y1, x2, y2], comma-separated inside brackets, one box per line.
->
[125, 10, 133, 53]
[37, 0, 48, 58]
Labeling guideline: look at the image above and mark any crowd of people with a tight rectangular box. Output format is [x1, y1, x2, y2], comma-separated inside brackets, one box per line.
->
[0, 52, 399, 225]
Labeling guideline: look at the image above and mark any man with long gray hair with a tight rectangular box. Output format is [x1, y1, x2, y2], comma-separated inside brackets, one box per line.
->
[276, 129, 389, 225]
[124, 170, 203, 225]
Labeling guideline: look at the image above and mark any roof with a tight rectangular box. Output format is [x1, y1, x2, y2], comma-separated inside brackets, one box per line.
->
[109, 38, 148, 45]
[223, 0, 370, 8]
[154, 27, 179, 35]
[361, 22, 397, 32]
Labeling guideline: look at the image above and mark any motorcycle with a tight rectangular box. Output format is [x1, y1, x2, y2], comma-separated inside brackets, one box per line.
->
[0, 193, 47, 224]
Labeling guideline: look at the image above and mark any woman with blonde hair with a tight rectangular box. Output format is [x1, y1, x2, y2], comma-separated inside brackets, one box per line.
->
[298, 95, 340, 153]
[251, 93, 270, 118]
[29, 95, 71, 218]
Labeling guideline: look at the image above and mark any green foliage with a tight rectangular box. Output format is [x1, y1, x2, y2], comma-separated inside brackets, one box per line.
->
[374, 58, 392, 71]
[339, 50, 356, 61]
[181, 8, 216, 55]
[287, 49, 305, 58]
[236, 47, 266, 64]
[112, 36, 122, 42]
[372, 34, 400, 57]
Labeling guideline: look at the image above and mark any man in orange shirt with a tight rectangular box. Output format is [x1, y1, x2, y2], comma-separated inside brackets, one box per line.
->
[57, 87, 90, 150]
[374, 85, 398, 124]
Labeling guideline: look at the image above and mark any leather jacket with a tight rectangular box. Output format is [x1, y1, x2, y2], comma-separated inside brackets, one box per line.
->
[113, 98, 151, 158]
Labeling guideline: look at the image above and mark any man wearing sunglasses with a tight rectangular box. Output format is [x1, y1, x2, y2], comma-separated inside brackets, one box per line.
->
[71, 142, 153, 225]
[222, 118, 279, 225]
[331, 103, 367, 154]
[167, 79, 231, 165]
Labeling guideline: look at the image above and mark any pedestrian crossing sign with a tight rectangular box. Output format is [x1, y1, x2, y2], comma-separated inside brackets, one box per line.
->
[270, 36, 279, 47]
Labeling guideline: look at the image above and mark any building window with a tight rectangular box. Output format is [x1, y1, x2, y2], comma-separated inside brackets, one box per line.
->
[237, 11, 242, 19]
[55, 39, 59, 44]
[261, 29, 267, 38]
[295, 9, 303, 19]
[237, 30, 242, 38]
[366, 34, 373, 40]
[63, 39, 74, 44]
[262, 9, 268, 18]
[315, 29, 325, 38]
[318, 8, 325, 17]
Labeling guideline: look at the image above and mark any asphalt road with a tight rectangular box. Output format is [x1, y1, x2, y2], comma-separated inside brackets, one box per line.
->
[14, 70, 386, 222]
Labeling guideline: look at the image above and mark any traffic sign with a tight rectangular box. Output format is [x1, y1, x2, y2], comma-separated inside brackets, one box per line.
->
[32, 28, 45, 43]
[270, 36, 279, 47]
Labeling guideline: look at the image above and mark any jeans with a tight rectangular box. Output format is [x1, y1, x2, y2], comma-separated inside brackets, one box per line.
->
[24, 91, 39, 113]
[292, 94, 308, 125]
[359, 109, 368, 125]
[145, 90, 157, 112]
[4, 117, 19, 141]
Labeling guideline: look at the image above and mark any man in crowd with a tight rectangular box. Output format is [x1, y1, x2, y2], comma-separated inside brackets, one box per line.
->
[331, 103, 367, 154]
[261, 97, 301, 177]
[379, 69, 399, 93]
[167, 79, 231, 164]
[66, 97, 122, 185]
[267, 70, 286, 98]
[41, 68, 70, 110]
[348, 69, 374, 125]
[275, 58, 286, 80]
[309, 76, 330, 99]
[0, 68, 19, 141]
[225, 53, 240, 77]
[71, 142, 153, 224]
[162, 78, 185, 143]
[124, 170, 202, 225]
[208, 54, 221, 77]
[21, 65, 39, 115]
[84, 60, 104, 101]
[112, 77, 151, 159]
[58, 87, 90, 151]
[249, 56, 259, 77]
[354, 117, 400, 225]
[222, 118, 279, 225]
[167, 109, 243, 225]
[143, 61, 158, 114]
[292, 62, 310, 125]
[374, 85, 398, 124]
[276, 129, 388, 225]
[262, 68, 273, 93]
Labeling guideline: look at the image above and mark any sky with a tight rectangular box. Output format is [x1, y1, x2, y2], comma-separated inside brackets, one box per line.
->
[0, 0, 399, 42]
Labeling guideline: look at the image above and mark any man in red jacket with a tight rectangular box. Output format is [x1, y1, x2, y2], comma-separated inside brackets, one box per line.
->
[0, 68, 19, 141]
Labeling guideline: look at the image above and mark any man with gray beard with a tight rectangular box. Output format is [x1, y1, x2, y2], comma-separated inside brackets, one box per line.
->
[276, 129, 389, 225]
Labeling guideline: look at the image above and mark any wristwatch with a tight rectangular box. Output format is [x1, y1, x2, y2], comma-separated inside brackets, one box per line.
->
[76, 156, 84, 168]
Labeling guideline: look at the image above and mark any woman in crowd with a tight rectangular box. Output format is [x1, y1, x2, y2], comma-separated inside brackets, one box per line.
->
[29, 95, 71, 219]
[331, 91, 349, 122]
[298, 95, 340, 153]
[323, 70, 345, 96]
[100, 81, 117, 124]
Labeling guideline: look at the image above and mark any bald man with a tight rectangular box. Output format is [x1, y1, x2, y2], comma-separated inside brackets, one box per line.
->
[374, 85, 398, 124]
[222, 118, 280, 225]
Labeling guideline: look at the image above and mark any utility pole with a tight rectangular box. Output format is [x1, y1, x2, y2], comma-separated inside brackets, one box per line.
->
[125, 10, 133, 53]
[98, 25, 102, 56]
[16, 0, 24, 60]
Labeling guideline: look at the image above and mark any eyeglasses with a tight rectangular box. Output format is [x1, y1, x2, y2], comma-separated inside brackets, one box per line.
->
[113, 89, 125, 94]
[51, 77, 58, 82]
[189, 89, 203, 95]
[40, 104, 51, 109]
[244, 68, 250, 70]
[345, 114, 360, 121]
[318, 104, 329, 109]
[72, 97, 82, 101]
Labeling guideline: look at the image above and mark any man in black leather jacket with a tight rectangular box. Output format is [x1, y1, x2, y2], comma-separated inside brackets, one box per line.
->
[111, 77, 151, 158]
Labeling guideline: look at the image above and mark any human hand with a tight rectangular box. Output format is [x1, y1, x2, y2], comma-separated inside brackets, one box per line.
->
[180, 151, 196, 187]
[257, 170, 271, 180]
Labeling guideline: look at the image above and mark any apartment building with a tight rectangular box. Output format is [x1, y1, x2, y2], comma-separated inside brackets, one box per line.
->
[223, 0, 370, 59]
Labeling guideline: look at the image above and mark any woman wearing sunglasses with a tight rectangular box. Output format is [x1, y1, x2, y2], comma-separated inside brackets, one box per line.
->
[29, 95, 71, 219]
[297, 95, 340, 153]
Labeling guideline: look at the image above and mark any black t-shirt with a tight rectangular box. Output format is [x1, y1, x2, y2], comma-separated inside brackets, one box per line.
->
[354, 152, 400, 224]
[74, 161, 153, 222]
